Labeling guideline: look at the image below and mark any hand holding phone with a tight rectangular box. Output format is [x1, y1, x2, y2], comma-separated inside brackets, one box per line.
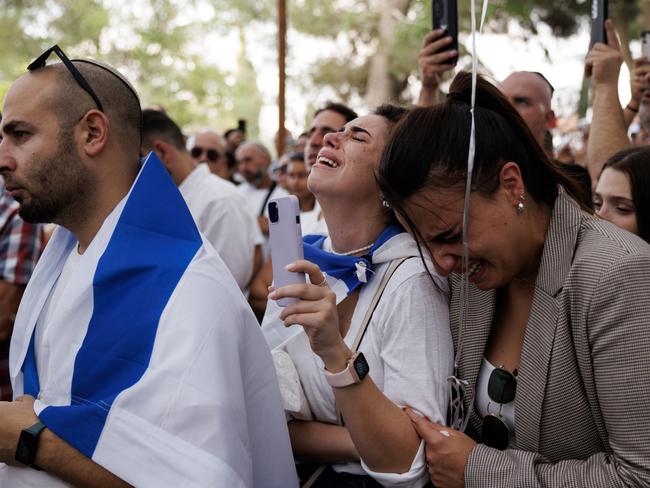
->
[590, 0, 608, 48]
[268, 196, 306, 306]
[432, 0, 458, 65]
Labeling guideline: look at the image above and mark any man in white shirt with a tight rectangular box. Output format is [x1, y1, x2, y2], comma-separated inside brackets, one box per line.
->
[0, 47, 296, 487]
[187, 128, 237, 182]
[235, 142, 289, 250]
[141, 109, 261, 291]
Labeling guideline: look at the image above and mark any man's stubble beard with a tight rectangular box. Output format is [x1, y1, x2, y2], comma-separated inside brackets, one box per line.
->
[18, 129, 97, 227]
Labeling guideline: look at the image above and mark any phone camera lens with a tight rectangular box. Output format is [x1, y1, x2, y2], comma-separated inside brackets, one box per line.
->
[269, 202, 279, 223]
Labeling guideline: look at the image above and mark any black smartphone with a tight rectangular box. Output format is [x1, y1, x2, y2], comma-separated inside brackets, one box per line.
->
[590, 0, 608, 48]
[237, 118, 247, 135]
[432, 0, 458, 65]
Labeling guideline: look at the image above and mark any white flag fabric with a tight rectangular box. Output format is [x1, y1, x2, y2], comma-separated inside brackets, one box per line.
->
[2, 153, 297, 488]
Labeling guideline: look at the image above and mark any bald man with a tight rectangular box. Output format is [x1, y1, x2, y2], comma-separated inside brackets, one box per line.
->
[500, 71, 557, 149]
[187, 129, 232, 180]
[0, 47, 295, 487]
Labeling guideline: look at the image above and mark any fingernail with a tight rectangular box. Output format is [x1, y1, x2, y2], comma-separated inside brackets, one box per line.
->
[285, 263, 295, 271]
[268, 291, 277, 299]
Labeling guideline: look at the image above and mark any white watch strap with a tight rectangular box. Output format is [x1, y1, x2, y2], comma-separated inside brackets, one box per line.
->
[324, 352, 359, 387]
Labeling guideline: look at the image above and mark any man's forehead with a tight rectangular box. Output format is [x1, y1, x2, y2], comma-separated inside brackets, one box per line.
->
[2, 72, 57, 124]
[501, 73, 550, 102]
[194, 131, 222, 148]
[311, 109, 347, 130]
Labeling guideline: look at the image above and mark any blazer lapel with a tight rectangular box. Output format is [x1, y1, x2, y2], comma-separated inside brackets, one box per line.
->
[515, 188, 582, 450]
[450, 275, 496, 435]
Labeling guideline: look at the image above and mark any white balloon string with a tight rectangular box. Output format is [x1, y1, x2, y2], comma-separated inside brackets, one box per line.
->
[455, 0, 489, 432]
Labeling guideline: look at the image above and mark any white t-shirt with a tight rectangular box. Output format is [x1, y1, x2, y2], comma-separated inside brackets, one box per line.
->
[237, 182, 289, 259]
[283, 256, 453, 487]
[179, 164, 260, 290]
[237, 181, 290, 220]
[300, 200, 328, 237]
[33, 246, 82, 392]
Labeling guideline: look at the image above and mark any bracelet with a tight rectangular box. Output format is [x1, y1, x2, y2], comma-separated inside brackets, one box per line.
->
[626, 103, 639, 113]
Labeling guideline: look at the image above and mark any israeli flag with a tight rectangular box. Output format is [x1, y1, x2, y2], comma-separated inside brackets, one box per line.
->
[3, 153, 297, 488]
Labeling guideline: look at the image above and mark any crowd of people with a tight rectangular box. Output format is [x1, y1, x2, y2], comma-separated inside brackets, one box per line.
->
[0, 17, 648, 488]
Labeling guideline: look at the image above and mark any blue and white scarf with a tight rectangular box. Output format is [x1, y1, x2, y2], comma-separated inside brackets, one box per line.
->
[303, 225, 403, 295]
[262, 226, 425, 350]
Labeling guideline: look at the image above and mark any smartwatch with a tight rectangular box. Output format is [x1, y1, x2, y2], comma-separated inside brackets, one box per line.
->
[324, 351, 369, 388]
[15, 421, 46, 470]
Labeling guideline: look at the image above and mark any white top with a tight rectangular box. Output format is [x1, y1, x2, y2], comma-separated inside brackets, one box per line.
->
[179, 164, 260, 290]
[300, 200, 328, 236]
[237, 181, 290, 219]
[474, 357, 517, 449]
[3, 173, 297, 487]
[237, 182, 289, 259]
[278, 243, 453, 487]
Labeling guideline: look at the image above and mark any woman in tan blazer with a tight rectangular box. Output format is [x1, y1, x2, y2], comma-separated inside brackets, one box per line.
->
[376, 71, 650, 487]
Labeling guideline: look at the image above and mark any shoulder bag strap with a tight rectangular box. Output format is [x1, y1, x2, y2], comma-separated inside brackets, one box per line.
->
[259, 181, 277, 217]
[351, 256, 409, 352]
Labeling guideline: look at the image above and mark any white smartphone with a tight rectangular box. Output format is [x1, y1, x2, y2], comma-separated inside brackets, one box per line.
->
[268, 195, 306, 306]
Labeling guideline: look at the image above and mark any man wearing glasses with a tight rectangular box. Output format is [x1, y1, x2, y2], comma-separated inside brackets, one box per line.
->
[0, 47, 296, 487]
[188, 129, 232, 181]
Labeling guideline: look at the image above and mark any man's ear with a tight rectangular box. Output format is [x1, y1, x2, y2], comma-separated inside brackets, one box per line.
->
[546, 109, 557, 130]
[79, 110, 110, 157]
[499, 162, 525, 206]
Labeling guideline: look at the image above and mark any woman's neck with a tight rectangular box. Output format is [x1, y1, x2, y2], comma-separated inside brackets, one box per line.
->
[298, 193, 316, 212]
[319, 196, 387, 254]
[513, 200, 552, 284]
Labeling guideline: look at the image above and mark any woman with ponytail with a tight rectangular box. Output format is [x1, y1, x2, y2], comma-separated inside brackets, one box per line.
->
[377, 72, 650, 487]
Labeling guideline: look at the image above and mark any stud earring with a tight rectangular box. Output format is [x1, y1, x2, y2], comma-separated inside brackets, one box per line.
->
[516, 194, 525, 214]
[382, 199, 391, 209]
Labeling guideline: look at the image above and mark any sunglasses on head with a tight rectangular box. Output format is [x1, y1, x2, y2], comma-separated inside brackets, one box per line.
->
[28, 45, 104, 111]
[191, 146, 221, 163]
[480, 366, 517, 450]
[27, 44, 142, 125]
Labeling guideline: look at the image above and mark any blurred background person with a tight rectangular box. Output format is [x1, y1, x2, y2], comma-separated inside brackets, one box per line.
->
[187, 129, 235, 182]
[143, 110, 260, 291]
[594, 146, 650, 243]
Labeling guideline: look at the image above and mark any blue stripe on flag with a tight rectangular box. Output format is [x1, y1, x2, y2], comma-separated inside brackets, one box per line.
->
[38, 153, 202, 457]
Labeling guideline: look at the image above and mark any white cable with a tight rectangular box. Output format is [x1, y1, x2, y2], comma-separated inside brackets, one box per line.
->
[453, 0, 490, 433]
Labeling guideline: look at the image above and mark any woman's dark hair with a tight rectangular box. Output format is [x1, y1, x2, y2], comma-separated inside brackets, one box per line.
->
[371, 104, 409, 227]
[601, 146, 650, 242]
[377, 72, 589, 214]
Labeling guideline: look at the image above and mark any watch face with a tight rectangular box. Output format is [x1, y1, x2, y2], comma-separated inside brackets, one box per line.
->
[353, 353, 369, 380]
[16, 431, 37, 465]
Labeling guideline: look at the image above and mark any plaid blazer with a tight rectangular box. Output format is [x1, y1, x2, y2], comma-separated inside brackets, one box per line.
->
[450, 189, 650, 487]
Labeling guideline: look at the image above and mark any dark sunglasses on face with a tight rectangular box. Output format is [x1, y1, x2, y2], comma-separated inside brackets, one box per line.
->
[191, 146, 221, 163]
[480, 366, 517, 450]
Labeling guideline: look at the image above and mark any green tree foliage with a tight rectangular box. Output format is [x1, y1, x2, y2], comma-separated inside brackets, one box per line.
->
[0, 0, 264, 134]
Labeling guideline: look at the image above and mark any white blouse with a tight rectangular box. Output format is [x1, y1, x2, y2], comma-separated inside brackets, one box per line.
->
[284, 256, 453, 487]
